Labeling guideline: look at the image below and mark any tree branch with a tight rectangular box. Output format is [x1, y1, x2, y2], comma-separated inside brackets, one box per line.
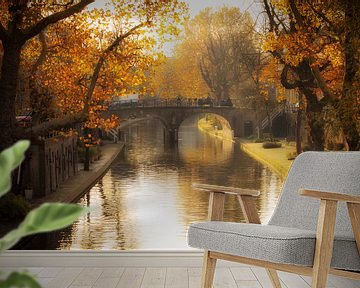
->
[306, 1, 338, 34]
[263, 0, 277, 32]
[280, 64, 300, 89]
[288, 0, 304, 27]
[311, 64, 335, 100]
[83, 23, 145, 113]
[28, 112, 87, 136]
[23, 0, 94, 41]
[31, 32, 48, 76]
[270, 4, 288, 33]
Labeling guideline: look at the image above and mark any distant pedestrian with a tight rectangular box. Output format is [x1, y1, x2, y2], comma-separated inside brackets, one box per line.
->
[176, 96, 182, 106]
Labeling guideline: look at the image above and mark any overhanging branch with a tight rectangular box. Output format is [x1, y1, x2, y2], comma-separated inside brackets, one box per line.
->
[23, 0, 94, 41]
[83, 23, 145, 114]
[28, 112, 87, 136]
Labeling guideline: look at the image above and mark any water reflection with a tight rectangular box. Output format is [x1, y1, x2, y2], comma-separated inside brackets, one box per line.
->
[24, 116, 283, 250]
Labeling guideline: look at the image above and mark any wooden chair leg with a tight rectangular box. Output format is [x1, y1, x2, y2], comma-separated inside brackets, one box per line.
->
[238, 195, 282, 287]
[312, 200, 337, 288]
[201, 251, 217, 288]
[266, 269, 282, 288]
[347, 202, 360, 254]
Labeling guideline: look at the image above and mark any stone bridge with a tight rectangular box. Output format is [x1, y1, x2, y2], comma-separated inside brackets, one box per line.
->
[104, 105, 256, 143]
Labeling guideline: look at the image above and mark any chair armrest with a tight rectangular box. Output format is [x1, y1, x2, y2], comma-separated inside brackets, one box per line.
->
[299, 189, 360, 204]
[192, 183, 260, 196]
[301, 188, 360, 269]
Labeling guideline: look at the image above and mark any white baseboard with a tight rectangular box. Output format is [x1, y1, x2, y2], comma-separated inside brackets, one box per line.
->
[0, 250, 248, 268]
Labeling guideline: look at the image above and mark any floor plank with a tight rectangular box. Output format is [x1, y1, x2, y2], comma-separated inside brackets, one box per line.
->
[38, 267, 64, 278]
[230, 267, 257, 281]
[45, 267, 84, 288]
[141, 268, 166, 288]
[165, 268, 189, 288]
[93, 277, 121, 288]
[236, 280, 262, 288]
[251, 267, 287, 288]
[213, 267, 237, 288]
[24, 267, 44, 276]
[7, 263, 360, 288]
[327, 275, 360, 288]
[71, 267, 103, 286]
[36, 277, 54, 288]
[100, 267, 125, 278]
[278, 271, 310, 288]
[188, 267, 201, 288]
[301, 275, 335, 288]
[116, 267, 146, 288]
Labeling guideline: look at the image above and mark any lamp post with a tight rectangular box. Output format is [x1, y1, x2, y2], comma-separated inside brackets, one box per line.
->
[291, 102, 302, 155]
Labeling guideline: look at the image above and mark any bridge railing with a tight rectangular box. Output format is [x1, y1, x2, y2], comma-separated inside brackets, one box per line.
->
[109, 98, 243, 108]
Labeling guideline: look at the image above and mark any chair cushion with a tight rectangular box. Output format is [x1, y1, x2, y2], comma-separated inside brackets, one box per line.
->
[188, 221, 360, 271]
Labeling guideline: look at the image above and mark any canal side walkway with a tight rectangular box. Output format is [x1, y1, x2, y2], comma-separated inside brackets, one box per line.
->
[198, 119, 295, 180]
[31, 142, 125, 207]
[237, 139, 295, 180]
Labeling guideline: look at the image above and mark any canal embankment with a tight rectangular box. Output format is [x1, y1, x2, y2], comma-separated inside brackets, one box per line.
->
[237, 140, 294, 180]
[28, 117, 148, 207]
[31, 142, 125, 207]
[1, 142, 125, 239]
[198, 118, 295, 180]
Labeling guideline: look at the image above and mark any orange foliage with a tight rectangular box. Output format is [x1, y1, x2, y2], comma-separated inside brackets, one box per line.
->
[17, 0, 187, 144]
[262, 1, 345, 99]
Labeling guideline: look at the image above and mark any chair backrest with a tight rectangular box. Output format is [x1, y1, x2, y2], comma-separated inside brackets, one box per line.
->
[269, 152, 360, 238]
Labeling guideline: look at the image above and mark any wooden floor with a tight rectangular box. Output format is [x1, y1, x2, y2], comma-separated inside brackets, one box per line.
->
[1, 251, 359, 288]
[2, 266, 360, 288]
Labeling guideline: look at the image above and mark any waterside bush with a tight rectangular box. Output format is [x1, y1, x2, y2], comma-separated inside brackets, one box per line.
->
[0, 193, 31, 220]
[262, 142, 282, 149]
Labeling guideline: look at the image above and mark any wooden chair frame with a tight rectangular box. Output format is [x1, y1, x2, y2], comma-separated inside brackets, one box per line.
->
[192, 183, 360, 288]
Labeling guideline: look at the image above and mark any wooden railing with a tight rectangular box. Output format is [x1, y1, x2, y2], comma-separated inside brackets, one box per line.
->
[24, 135, 78, 198]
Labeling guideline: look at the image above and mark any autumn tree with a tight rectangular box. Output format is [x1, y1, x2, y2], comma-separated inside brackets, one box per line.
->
[152, 57, 182, 99]
[0, 0, 95, 150]
[262, 0, 359, 150]
[152, 51, 209, 100]
[154, 7, 258, 105]
[195, 7, 257, 104]
[0, 0, 187, 150]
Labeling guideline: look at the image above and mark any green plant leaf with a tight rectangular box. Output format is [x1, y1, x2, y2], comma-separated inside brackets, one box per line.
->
[0, 271, 41, 288]
[0, 140, 30, 198]
[0, 203, 88, 251]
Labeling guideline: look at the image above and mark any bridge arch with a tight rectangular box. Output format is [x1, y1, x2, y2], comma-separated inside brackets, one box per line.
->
[105, 105, 255, 144]
[176, 112, 233, 137]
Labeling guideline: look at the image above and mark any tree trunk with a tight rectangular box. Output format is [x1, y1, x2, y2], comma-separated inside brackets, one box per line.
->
[84, 147, 90, 171]
[300, 87, 325, 151]
[0, 40, 24, 151]
[339, 0, 360, 151]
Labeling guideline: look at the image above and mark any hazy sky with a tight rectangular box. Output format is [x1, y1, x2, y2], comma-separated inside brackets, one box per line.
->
[184, 0, 262, 18]
[90, 0, 262, 19]
[89, 0, 263, 55]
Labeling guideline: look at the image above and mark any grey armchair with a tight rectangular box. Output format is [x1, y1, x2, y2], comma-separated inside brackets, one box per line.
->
[188, 151, 360, 288]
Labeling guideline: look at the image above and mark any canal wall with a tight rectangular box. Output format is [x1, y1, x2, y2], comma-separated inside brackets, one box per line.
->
[31, 142, 125, 207]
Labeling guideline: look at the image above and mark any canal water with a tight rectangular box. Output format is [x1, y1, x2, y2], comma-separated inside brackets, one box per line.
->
[21, 116, 283, 250]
